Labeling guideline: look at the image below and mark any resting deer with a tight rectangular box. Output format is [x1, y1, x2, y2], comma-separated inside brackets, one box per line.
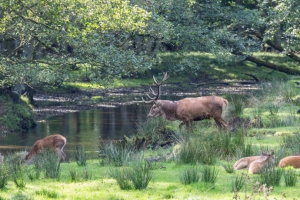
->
[25, 134, 66, 163]
[234, 151, 268, 170]
[278, 155, 300, 168]
[248, 150, 275, 174]
[142, 72, 228, 132]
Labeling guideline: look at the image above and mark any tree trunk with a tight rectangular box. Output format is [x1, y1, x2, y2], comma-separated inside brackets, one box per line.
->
[245, 55, 300, 75]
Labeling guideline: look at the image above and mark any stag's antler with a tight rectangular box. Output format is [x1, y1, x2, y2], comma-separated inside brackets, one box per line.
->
[142, 72, 169, 103]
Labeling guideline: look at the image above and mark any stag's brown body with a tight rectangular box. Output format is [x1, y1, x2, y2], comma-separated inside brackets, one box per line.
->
[25, 134, 66, 163]
[148, 96, 228, 131]
[278, 156, 300, 168]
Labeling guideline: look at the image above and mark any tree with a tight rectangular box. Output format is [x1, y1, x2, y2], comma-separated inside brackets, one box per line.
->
[0, 0, 153, 90]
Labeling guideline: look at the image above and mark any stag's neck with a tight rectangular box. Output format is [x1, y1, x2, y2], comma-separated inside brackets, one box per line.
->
[161, 100, 178, 120]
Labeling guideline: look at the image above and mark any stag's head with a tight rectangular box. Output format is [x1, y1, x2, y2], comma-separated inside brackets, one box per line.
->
[143, 72, 169, 118]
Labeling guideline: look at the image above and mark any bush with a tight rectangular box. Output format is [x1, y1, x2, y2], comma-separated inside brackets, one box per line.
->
[179, 166, 200, 185]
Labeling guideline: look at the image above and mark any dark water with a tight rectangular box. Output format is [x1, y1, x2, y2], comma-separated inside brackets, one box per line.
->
[0, 104, 150, 156]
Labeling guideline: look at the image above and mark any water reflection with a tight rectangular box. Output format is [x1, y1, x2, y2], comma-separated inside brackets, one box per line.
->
[0, 104, 150, 155]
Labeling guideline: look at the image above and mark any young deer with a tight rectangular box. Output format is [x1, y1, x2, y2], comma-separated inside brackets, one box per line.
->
[233, 151, 267, 170]
[25, 134, 67, 163]
[278, 155, 300, 168]
[248, 150, 275, 174]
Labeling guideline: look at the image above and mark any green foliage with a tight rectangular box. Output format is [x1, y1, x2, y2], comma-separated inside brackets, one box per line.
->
[231, 173, 247, 192]
[102, 142, 135, 167]
[0, 164, 8, 189]
[0, 95, 34, 132]
[74, 145, 87, 166]
[34, 148, 61, 179]
[109, 160, 154, 190]
[283, 168, 297, 187]
[179, 166, 200, 185]
[258, 167, 284, 187]
[108, 167, 133, 190]
[201, 165, 219, 186]
[222, 160, 235, 174]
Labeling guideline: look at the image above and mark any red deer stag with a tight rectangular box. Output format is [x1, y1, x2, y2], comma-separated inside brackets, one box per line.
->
[25, 134, 66, 163]
[142, 72, 229, 131]
[248, 150, 275, 174]
[278, 155, 300, 168]
[234, 151, 268, 170]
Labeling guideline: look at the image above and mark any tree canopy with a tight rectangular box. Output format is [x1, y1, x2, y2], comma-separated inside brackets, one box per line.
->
[0, 0, 300, 90]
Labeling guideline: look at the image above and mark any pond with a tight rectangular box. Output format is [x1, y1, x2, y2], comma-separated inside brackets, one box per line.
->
[0, 104, 151, 157]
[0, 82, 260, 158]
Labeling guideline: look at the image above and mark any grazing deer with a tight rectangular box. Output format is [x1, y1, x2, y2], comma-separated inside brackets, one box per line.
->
[143, 72, 228, 131]
[234, 151, 268, 170]
[248, 150, 275, 174]
[278, 155, 300, 168]
[25, 134, 66, 163]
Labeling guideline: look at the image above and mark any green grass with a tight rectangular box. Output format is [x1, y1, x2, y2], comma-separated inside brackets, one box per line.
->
[0, 157, 297, 200]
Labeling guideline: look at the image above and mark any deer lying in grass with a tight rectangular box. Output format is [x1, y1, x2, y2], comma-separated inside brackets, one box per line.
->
[25, 134, 66, 164]
[234, 151, 268, 170]
[143, 72, 229, 132]
[278, 155, 300, 168]
[248, 150, 275, 174]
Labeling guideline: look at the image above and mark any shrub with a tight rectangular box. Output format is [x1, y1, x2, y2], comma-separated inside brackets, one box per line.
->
[179, 166, 200, 185]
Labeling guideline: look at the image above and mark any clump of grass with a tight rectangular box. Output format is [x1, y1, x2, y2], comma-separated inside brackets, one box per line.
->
[81, 166, 92, 180]
[35, 189, 59, 198]
[5, 152, 26, 188]
[109, 167, 133, 190]
[283, 167, 297, 187]
[35, 148, 61, 179]
[0, 164, 8, 189]
[231, 173, 247, 192]
[69, 168, 78, 182]
[228, 95, 245, 117]
[258, 167, 284, 187]
[176, 137, 217, 165]
[127, 160, 154, 190]
[222, 160, 234, 174]
[179, 166, 200, 185]
[74, 145, 87, 166]
[102, 142, 135, 167]
[201, 165, 219, 186]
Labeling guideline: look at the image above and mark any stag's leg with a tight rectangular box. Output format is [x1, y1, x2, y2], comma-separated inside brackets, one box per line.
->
[214, 117, 228, 132]
[179, 121, 190, 133]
